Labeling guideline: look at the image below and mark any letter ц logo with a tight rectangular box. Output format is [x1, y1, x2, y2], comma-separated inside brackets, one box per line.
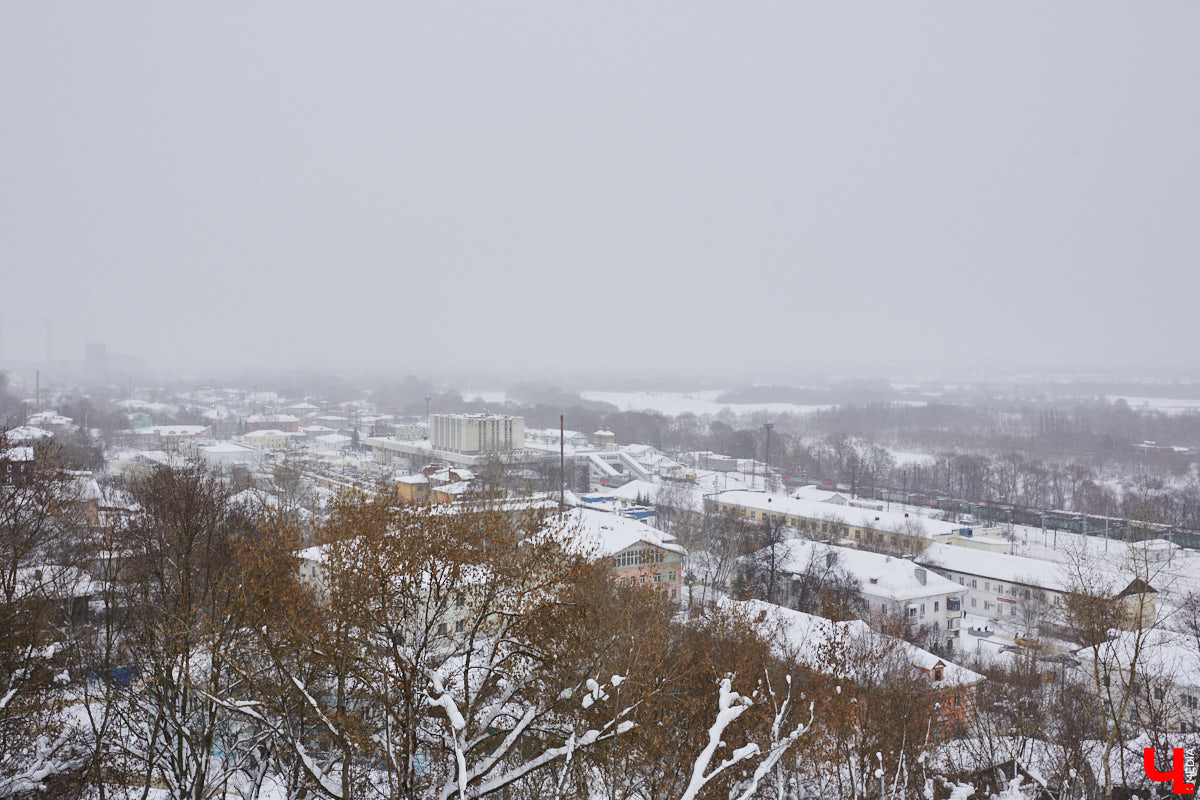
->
[1145, 747, 1198, 795]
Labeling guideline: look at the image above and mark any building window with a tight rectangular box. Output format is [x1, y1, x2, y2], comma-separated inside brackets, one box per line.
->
[971, 579, 977, 589]
[654, 573, 662, 583]
[934, 601, 939, 611]
[971, 598, 976, 608]
[668, 571, 675, 581]
[438, 623, 447, 636]
[455, 620, 465, 634]
[920, 604, 926, 615]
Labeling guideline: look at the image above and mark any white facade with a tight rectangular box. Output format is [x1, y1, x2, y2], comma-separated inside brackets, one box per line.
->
[429, 413, 524, 454]
[765, 540, 968, 649]
[918, 543, 1069, 623]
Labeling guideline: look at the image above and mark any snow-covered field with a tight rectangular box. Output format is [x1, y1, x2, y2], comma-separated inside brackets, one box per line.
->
[578, 390, 833, 417]
[1108, 395, 1200, 415]
[888, 448, 935, 466]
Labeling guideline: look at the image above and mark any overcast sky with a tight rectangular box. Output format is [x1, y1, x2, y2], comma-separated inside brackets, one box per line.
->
[2, 3, 1198, 382]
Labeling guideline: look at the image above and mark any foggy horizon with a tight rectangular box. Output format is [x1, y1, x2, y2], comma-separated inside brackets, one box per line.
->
[4, 3, 1199, 380]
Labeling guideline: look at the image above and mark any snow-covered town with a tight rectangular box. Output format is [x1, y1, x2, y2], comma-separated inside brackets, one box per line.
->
[3, 372, 1200, 799]
[5, 3, 1200, 798]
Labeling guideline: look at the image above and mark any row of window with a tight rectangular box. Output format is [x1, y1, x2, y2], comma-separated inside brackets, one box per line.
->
[613, 548, 667, 568]
[716, 505, 933, 551]
[618, 570, 677, 585]
[953, 574, 1062, 606]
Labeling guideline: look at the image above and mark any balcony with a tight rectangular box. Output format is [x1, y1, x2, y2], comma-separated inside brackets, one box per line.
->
[946, 599, 962, 616]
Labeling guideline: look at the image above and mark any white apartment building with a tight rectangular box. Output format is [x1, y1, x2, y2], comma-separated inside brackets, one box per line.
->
[430, 413, 524, 454]
[917, 543, 1071, 623]
[759, 540, 968, 650]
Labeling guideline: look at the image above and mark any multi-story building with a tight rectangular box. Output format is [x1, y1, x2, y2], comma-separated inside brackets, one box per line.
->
[755, 539, 968, 650]
[564, 509, 685, 603]
[430, 413, 524, 455]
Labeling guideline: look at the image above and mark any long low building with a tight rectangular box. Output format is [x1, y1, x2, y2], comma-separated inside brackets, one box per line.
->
[706, 489, 1002, 554]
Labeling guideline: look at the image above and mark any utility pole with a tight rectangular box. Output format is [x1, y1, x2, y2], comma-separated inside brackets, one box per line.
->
[763, 422, 774, 492]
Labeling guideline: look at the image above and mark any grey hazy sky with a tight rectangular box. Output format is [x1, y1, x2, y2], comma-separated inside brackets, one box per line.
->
[2, 3, 1198, 381]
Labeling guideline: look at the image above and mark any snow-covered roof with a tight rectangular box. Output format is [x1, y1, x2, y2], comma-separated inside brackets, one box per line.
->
[919, 543, 1073, 593]
[551, 508, 684, 558]
[200, 441, 256, 454]
[711, 489, 967, 538]
[789, 484, 849, 504]
[27, 411, 73, 427]
[316, 433, 351, 444]
[762, 540, 965, 601]
[430, 467, 475, 482]
[4, 425, 52, 443]
[16, 565, 101, 598]
[606, 479, 659, 502]
[247, 413, 299, 423]
[134, 425, 209, 436]
[729, 599, 985, 688]
[244, 428, 304, 439]
[433, 481, 476, 497]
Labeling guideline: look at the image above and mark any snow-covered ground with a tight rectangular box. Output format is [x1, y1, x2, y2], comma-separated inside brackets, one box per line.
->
[888, 448, 935, 466]
[1108, 395, 1200, 415]
[579, 390, 833, 417]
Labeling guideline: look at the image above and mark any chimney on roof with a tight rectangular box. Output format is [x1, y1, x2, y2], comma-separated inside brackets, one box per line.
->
[915, 567, 927, 585]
